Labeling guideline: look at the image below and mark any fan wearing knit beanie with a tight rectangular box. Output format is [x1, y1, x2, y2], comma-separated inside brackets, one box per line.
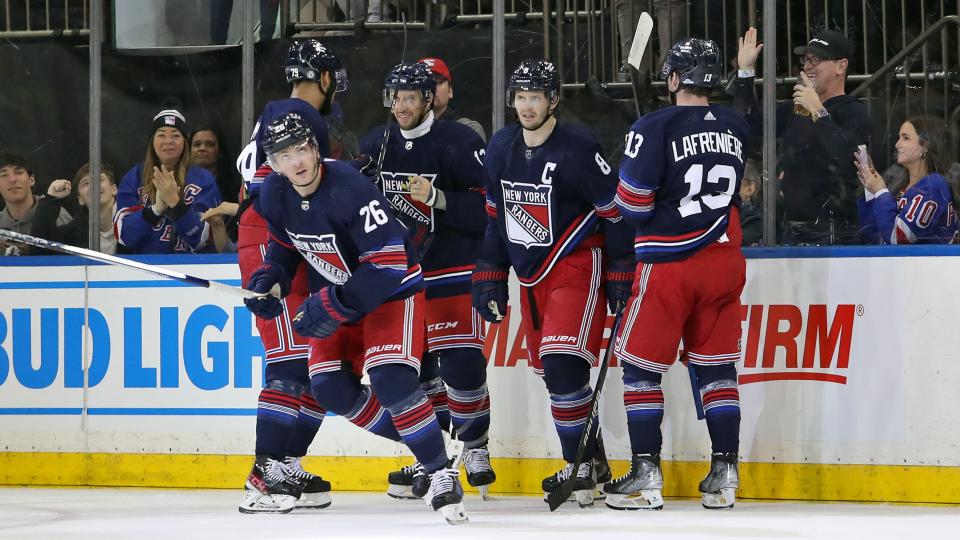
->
[113, 98, 223, 253]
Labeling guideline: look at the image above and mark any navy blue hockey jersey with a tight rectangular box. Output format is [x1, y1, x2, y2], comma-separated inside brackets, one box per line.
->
[237, 98, 332, 197]
[114, 164, 222, 254]
[858, 173, 959, 244]
[257, 160, 423, 315]
[358, 116, 487, 297]
[617, 105, 750, 262]
[480, 122, 633, 286]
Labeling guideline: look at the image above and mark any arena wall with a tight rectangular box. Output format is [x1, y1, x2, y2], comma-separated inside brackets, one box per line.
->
[1, 247, 958, 503]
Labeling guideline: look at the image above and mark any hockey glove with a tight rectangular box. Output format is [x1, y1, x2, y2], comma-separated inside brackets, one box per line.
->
[605, 257, 636, 313]
[292, 286, 360, 339]
[472, 261, 510, 323]
[243, 262, 290, 319]
[352, 154, 380, 182]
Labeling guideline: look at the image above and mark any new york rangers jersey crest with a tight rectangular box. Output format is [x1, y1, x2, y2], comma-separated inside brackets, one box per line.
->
[501, 180, 553, 247]
[287, 231, 351, 284]
[379, 171, 437, 232]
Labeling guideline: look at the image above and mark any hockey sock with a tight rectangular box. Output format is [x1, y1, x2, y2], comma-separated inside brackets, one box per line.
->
[311, 371, 399, 441]
[622, 366, 665, 455]
[447, 384, 490, 448]
[285, 390, 326, 457]
[421, 376, 450, 433]
[548, 385, 595, 462]
[371, 364, 447, 473]
[694, 364, 741, 454]
[255, 382, 302, 457]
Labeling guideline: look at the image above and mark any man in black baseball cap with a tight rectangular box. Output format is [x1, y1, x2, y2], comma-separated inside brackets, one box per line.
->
[793, 29, 855, 61]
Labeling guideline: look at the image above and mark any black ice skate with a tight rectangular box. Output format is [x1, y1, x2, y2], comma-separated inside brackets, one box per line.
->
[541, 461, 596, 508]
[425, 467, 469, 525]
[282, 456, 332, 509]
[603, 454, 664, 510]
[239, 455, 302, 514]
[699, 452, 739, 509]
[462, 445, 496, 500]
[386, 461, 429, 500]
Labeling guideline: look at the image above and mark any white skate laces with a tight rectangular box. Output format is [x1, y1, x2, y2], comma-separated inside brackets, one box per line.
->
[463, 447, 492, 475]
[283, 457, 313, 481]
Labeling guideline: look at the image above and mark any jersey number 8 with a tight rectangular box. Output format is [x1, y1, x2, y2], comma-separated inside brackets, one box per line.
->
[360, 200, 390, 232]
[678, 164, 736, 218]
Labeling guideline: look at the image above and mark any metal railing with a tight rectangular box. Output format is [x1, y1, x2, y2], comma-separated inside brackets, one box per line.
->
[0, 0, 90, 38]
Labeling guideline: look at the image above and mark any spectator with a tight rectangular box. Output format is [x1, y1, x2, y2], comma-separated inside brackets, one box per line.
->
[735, 27, 870, 245]
[31, 163, 130, 255]
[418, 57, 487, 141]
[0, 151, 71, 256]
[855, 116, 960, 244]
[192, 125, 242, 203]
[114, 99, 222, 254]
[740, 159, 763, 246]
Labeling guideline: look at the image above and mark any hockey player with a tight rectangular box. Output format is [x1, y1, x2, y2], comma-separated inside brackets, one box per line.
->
[234, 39, 346, 514]
[356, 62, 495, 500]
[245, 113, 469, 525]
[471, 59, 634, 508]
[605, 38, 749, 511]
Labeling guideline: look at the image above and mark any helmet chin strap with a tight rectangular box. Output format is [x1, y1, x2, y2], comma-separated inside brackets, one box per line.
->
[318, 76, 334, 116]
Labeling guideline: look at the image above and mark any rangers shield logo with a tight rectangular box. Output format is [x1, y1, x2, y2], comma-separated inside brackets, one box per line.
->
[501, 180, 553, 247]
[379, 171, 437, 232]
[286, 231, 351, 285]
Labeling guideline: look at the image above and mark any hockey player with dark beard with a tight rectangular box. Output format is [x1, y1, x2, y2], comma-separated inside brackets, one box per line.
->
[355, 63, 496, 500]
[606, 38, 749, 511]
[234, 39, 346, 514]
[246, 113, 469, 525]
[472, 59, 635, 508]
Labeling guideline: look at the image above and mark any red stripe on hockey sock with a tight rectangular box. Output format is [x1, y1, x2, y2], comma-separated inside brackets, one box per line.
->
[347, 393, 385, 430]
[448, 396, 490, 415]
[259, 389, 302, 408]
[392, 401, 435, 431]
[299, 391, 326, 415]
[624, 389, 664, 406]
[702, 388, 740, 406]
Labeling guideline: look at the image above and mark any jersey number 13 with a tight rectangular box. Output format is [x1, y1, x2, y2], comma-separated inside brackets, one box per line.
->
[677, 164, 736, 218]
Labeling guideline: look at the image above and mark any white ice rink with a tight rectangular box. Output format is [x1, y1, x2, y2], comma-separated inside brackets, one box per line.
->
[1, 488, 958, 540]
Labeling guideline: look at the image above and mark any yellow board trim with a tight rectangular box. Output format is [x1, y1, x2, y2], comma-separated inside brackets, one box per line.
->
[2, 452, 959, 504]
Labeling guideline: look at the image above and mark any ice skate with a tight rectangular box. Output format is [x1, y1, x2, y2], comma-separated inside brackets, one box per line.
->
[238, 455, 301, 514]
[462, 445, 496, 500]
[425, 467, 469, 525]
[386, 461, 429, 500]
[542, 461, 596, 508]
[282, 456, 332, 509]
[699, 452, 739, 509]
[604, 454, 664, 510]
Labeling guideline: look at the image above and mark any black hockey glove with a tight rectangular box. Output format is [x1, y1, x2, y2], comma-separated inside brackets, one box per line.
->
[352, 154, 380, 183]
[243, 262, 290, 319]
[472, 261, 509, 323]
[605, 257, 636, 313]
[292, 286, 359, 339]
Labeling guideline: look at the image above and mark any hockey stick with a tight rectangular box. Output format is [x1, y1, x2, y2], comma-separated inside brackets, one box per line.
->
[371, 12, 409, 180]
[684, 354, 706, 420]
[547, 306, 625, 511]
[626, 12, 654, 119]
[0, 229, 268, 300]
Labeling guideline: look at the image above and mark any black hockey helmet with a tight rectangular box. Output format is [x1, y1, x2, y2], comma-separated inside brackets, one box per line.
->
[507, 59, 560, 106]
[262, 113, 318, 169]
[383, 62, 437, 107]
[286, 39, 348, 92]
[660, 38, 723, 90]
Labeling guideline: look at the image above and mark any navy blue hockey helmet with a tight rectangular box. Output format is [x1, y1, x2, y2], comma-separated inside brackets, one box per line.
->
[286, 39, 348, 92]
[660, 38, 723, 90]
[382, 63, 437, 108]
[262, 113, 318, 169]
[507, 59, 560, 106]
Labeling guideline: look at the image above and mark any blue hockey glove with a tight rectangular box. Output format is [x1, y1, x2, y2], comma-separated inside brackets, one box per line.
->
[605, 256, 635, 313]
[292, 286, 360, 339]
[471, 261, 509, 323]
[243, 262, 290, 320]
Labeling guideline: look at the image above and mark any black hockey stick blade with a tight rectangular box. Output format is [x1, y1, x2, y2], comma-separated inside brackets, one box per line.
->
[0, 229, 268, 300]
[547, 307, 626, 511]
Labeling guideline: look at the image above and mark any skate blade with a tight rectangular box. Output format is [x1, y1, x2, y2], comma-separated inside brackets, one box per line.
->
[574, 489, 595, 508]
[604, 490, 664, 511]
[701, 488, 736, 509]
[542, 488, 605, 504]
[294, 491, 332, 510]
[478, 485, 491, 501]
[238, 493, 297, 514]
[387, 484, 419, 500]
[439, 502, 469, 525]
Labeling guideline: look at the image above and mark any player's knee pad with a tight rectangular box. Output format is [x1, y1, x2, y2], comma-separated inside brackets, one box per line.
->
[541, 354, 591, 395]
[622, 363, 663, 387]
[264, 359, 309, 391]
[692, 363, 738, 388]
[368, 363, 421, 409]
[437, 348, 488, 390]
[419, 351, 441, 383]
[309, 370, 362, 416]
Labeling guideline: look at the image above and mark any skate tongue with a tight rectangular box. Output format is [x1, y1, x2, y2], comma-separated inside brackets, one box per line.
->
[447, 439, 466, 469]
